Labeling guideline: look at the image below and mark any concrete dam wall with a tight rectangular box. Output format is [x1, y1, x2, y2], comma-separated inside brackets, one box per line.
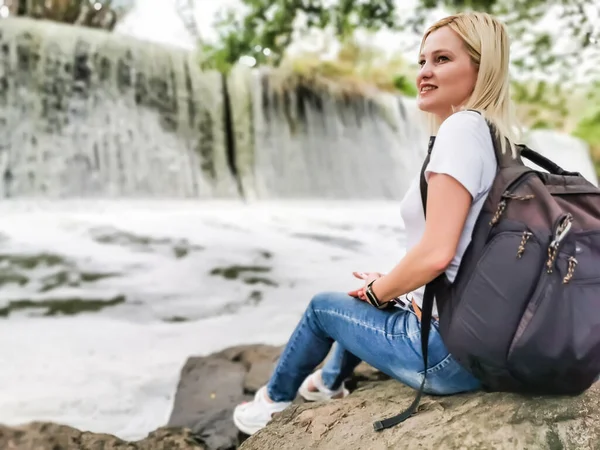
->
[0, 18, 595, 200]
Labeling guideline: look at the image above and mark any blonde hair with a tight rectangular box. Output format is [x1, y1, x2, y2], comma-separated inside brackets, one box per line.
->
[419, 12, 521, 157]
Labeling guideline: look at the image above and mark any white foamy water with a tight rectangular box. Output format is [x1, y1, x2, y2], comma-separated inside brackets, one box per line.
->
[0, 199, 406, 440]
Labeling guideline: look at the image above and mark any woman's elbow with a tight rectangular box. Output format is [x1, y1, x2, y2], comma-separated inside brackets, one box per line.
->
[416, 236, 457, 273]
[427, 248, 455, 273]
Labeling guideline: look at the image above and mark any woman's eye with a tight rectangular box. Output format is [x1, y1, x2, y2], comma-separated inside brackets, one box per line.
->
[419, 56, 449, 66]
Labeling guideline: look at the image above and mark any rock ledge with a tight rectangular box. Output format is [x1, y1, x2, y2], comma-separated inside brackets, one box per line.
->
[240, 380, 600, 450]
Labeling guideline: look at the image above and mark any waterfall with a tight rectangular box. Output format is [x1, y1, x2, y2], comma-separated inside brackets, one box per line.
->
[0, 18, 431, 200]
[0, 18, 595, 200]
[227, 66, 429, 200]
[0, 17, 237, 199]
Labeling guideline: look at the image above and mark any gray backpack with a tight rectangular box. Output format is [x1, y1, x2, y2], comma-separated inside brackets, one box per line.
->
[374, 117, 600, 431]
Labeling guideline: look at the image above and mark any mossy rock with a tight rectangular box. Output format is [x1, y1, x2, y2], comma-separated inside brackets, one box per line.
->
[209, 265, 271, 280]
[0, 295, 126, 317]
[0, 253, 66, 270]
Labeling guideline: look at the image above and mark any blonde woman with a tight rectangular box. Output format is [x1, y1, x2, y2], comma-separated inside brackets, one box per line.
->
[233, 11, 519, 435]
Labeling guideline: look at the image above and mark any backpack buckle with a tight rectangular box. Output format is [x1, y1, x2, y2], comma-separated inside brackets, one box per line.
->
[547, 214, 573, 273]
[550, 214, 573, 248]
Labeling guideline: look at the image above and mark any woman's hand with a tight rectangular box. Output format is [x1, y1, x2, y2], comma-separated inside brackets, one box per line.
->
[347, 271, 383, 301]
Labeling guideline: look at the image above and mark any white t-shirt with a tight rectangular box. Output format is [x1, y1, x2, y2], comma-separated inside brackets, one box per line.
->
[399, 110, 498, 316]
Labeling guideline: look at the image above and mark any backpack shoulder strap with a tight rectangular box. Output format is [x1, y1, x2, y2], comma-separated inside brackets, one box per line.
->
[373, 136, 439, 431]
[419, 136, 435, 213]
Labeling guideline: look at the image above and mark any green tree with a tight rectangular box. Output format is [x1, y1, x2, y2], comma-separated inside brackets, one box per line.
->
[198, 0, 399, 71]
[195, 0, 599, 81]
[198, 0, 398, 71]
[573, 81, 600, 174]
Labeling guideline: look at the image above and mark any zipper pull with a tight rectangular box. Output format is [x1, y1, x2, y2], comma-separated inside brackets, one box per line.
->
[516, 231, 533, 258]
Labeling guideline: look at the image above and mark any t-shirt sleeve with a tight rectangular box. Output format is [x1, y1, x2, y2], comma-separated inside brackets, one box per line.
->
[425, 110, 493, 200]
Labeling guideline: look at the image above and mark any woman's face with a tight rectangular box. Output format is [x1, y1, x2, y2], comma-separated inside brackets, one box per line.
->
[416, 26, 478, 120]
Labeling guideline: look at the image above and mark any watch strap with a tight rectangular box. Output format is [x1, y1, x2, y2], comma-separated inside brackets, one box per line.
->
[366, 279, 386, 309]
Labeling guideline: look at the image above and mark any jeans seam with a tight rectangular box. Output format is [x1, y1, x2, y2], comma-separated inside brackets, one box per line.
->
[268, 332, 298, 401]
[420, 352, 453, 375]
[313, 308, 416, 338]
[268, 316, 330, 402]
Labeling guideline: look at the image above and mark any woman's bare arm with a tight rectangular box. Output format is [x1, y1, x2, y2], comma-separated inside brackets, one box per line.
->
[368, 171, 473, 303]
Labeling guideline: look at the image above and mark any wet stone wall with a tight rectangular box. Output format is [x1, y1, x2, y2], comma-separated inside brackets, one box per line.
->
[0, 18, 236, 199]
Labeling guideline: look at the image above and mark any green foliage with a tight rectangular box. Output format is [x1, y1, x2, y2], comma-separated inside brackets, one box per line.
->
[510, 79, 572, 130]
[268, 38, 419, 95]
[196, 0, 599, 83]
[393, 75, 419, 97]
[573, 89, 600, 175]
[574, 111, 600, 146]
[571, 82, 600, 175]
[200, 0, 398, 72]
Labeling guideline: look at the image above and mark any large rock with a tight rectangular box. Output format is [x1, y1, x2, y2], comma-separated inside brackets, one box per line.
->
[240, 380, 600, 450]
[166, 344, 388, 449]
[166, 345, 283, 450]
[0, 422, 204, 449]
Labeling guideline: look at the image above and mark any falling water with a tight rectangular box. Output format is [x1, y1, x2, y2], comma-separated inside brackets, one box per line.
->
[227, 66, 429, 200]
[0, 18, 432, 200]
[0, 17, 237, 199]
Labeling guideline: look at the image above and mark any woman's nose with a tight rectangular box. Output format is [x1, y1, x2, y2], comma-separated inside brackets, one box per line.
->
[419, 63, 433, 80]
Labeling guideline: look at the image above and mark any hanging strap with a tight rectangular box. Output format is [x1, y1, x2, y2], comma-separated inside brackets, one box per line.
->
[519, 147, 579, 176]
[373, 137, 441, 431]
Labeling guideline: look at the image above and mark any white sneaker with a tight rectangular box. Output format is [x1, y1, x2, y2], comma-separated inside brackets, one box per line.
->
[233, 386, 292, 435]
[298, 369, 349, 402]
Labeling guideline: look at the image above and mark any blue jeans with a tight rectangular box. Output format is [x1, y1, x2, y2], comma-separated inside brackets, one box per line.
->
[267, 291, 481, 402]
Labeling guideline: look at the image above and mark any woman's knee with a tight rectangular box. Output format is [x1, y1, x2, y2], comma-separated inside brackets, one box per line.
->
[305, 291, 351, 331]
[308, 291, 350, 314]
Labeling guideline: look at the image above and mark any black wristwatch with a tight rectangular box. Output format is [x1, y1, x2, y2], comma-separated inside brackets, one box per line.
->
[365, 280, 390, 310]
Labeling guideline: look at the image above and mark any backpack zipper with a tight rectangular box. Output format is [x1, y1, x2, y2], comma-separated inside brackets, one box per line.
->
[508, 213, 577, 360]
[562, 256, 578, 284]
[516, 231, 533, 258]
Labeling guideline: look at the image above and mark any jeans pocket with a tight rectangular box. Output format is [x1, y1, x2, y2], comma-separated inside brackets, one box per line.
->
[415, 322, 481, 395]
[421, 353, 481, 395]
